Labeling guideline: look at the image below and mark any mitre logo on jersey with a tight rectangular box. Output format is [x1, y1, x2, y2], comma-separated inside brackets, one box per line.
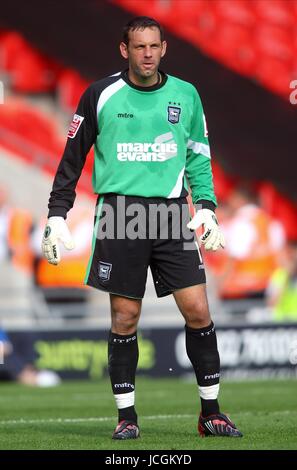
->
[67, 114, 84, 139]
[117, 132, 177, 162]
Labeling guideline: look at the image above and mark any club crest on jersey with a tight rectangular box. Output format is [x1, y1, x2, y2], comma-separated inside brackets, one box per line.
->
[167, 106, 181, 124]
[68, 114, 84, 139]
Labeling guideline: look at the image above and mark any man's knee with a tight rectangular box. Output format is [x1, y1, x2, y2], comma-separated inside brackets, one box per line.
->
[110, 296, 141, 333]
[174, 286, 211, 328]
[182, 298, 210, 326]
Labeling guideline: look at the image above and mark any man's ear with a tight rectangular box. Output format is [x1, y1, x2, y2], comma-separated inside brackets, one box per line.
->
[161, 40, 167, 58]
[120, 42, 129, 59]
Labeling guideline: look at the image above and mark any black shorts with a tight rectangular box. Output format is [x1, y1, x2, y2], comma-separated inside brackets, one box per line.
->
[85, 194, 205, 299]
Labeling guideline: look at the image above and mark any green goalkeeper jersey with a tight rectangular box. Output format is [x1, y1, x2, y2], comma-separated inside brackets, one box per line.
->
[48, 70, 217, 218]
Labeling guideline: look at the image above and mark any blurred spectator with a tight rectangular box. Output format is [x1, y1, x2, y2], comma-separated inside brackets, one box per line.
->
[206, 183, 286, 299]
[266, 240, 297, 322]
[0, 327, 60, 386]
[0, 184, 34, 315]
[0, 185, 33, 273]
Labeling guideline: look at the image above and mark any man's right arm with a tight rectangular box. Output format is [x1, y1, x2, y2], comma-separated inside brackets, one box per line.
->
[48, 84, 98, 219]
[186, 86, 225, 251]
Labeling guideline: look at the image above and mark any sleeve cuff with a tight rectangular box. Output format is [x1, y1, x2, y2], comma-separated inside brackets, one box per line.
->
[48, 207, 68, 219]
[195, 199, 216, 212]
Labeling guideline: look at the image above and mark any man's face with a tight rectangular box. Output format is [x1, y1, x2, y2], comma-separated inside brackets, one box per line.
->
[120, 26, 167, 79]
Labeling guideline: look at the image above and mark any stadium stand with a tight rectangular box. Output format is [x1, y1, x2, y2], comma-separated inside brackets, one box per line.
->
[0, 31, 61, 93]
[57, 69, 90, 113]
[0, 97, 94, 195]
[113, 0, 297, 97]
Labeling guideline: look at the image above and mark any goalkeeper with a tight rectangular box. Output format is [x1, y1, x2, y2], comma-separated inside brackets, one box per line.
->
[42, 16, 242, 439]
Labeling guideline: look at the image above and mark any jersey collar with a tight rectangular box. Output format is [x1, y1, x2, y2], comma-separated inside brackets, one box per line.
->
[121, 69, 167, 91]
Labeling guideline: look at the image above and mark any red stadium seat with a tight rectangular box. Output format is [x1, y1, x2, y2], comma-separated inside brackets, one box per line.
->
[254, 0, 294, 27]
[255, 25, 293, 62]
[0, 98, 94, 195]
[189, 8, 219, 53]
[57, 69, 90, 112]
[0, 31, 27, 73]
[169, 0, 208, 25]
[214, 0, 255, 27]
[113, 0, 170, 22]
[212, 23, 256, 76]
[292, 0, 297, 20]
[256, 57, 292, 96]
[293, 29, 297, 63]
[12, 49, 61, 93]
[0, 31, 61, 92]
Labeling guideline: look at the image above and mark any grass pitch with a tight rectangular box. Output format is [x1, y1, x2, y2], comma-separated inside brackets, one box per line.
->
[0, 378, 296, 450]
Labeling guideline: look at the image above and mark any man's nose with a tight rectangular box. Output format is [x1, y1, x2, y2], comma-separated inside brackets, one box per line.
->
[144, 46, 153, 57]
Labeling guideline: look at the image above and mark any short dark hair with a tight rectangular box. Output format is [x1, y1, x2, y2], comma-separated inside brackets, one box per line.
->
[123, 16, 164, 45]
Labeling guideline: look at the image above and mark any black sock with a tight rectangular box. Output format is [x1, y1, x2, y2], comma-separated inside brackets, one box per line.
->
[108, 331, 138, 423]
[118, 405, 137, 423]
[200, 398, 220, 417]
[185, 322, 220, 416]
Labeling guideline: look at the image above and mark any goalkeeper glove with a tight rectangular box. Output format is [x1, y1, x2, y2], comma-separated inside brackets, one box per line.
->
[41, 216, 75, 265]
[187, 208, 225, 251]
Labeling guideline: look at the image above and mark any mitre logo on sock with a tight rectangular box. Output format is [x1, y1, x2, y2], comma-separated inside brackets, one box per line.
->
[114, 383, 135, 390]
[204, 373, 220, 380]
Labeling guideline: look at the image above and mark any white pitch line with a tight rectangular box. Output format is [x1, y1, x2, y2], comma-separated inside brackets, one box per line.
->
[0, 410, 295, 426]
[0, 414, 194, 426]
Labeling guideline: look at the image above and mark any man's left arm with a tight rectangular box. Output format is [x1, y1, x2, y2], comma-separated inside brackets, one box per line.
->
[185, 89, 225, 251]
